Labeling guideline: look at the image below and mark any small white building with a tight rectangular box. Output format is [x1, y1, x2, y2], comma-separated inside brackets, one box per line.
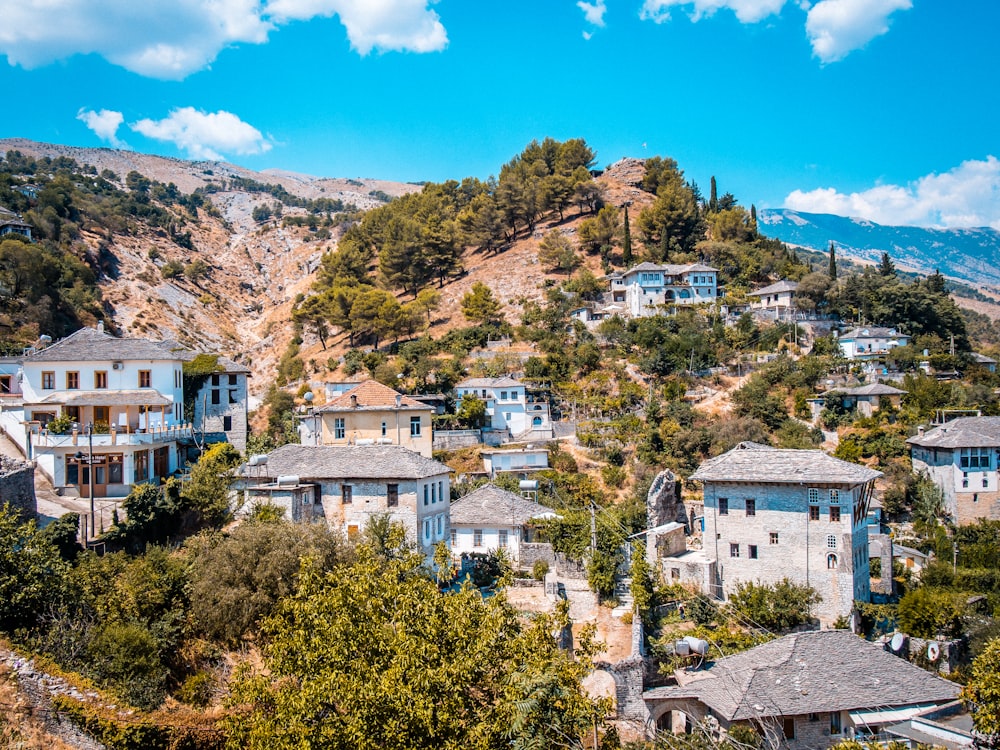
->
[690, 442, 882, 624]
[748, 279, 798, 311]
[838, 327, 911, 360]
[449, 483, 556, 566]
[455, 377, 551, 439]
[610, 261, 719, 317]
[238, 444, 451, 558]
[481, 447, 549, 477]
[908, 416, 1000, 524]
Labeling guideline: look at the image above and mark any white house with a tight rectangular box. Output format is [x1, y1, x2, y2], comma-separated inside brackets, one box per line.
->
[689, 442, 882, 624]
[455, 377, 551, 439]
[449, 483, 556, 566]
[0, 324, 192, 500]
[908, 417, 1000, 524]
[748, 279, 798, 311]
[838, 327, 911, 360]
[238, 444, 452, 559]
[481, 447, 549, 477]
[609, 262, 719, 317]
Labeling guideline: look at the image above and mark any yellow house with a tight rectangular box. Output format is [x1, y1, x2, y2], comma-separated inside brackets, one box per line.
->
[314, 380, 434, 457]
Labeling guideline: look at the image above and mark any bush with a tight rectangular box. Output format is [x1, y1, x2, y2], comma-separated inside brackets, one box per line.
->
[532, 559, 549, 581]
[160, 260, 183, 279]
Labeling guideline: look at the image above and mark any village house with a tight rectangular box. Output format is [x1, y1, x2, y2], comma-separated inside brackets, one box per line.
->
[454, 376, 552, 440]
[908, 416, 1000, 524]
[480, 447, 550, 477]
[238, 444, 451, 558]
[448, 483, 556, 567]
[643, 630, 960, 748]
[609, 261, 719, 317]
[171, 348, 250, 452]
[748, 279, 798, 313]
[0, 207, 32, 240]
[817, 382, 907, 418]
[838, 326, 911, 360]
[970, 352, 997, 373]
[305, 379, 434, 457]
[686, 442, 881, 624]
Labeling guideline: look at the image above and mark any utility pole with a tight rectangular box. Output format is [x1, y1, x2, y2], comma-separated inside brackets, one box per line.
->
[590, 502, 598, 555]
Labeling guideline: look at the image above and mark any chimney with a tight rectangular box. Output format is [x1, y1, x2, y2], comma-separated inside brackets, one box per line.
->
[97, 321, 104, 333]
[395, 394, 402, 407]
[917, 426, 925, 437]
[350, 394, 358, 408]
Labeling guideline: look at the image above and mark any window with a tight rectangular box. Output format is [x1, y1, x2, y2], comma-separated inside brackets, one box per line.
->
[211, 374, 220, 386]
[211, 389, 220, 405]
[830, 712, 841, 735]
[424, 520, 431, 541]
[830, 506, 841, 522]
[134, 450, 149, 482]
[498, 529, 508, 548]
[808, 488, 820, 504]
[745, 498, 755, 517]
[438, 481, 444, 503]
[303, 491, 311, 506]
[66, 371, 79, 389]
[827, 534, 837, 549]
[828, 553, 838, 569]
[223, 415, 232, 431]
[473, 529, 483, 547]
[410, 416, 421, 437]
[341, 485, 352, 504]
[423, 485, 429, 506]
[748, 544, 758, 559]
[94, 406, 109, 424]
[783, 718, 795, 740]
[730, 543, 740, 558]
[229, 390, 238, 404]
[334, 418, 345, 439]
[138, 370, 151, 388]
[0, 375, 10, 394]
[42, 371, 54, 389]
[961, 447, 991, 470]
[500, 391, 508, 401]
[809, 506, 820, 521]
[985, 478, 990, 488]
[830, 489, 840, 504]
[450, 528, 457, 546]
[770, 532, 779, 544]
[107, 455, 123, 484]
[431, 482, 437, 503]
[65, 456, 79, 485]
[436, 516, 443, 536]
[387, 483, 398, 507]
[229, 374, 238, 386]
[718, 498, 729, 515]
[94, 371, 107, 389]
[381, 421, 387, 437]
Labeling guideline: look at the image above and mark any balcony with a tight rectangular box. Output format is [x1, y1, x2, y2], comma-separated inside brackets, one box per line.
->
[31, 423, 193, 449]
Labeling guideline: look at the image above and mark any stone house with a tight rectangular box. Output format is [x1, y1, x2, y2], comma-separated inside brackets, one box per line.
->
[307, 379, 434, 457]
[643, 630, 960, 748]
[610, 261, 719, 317]
[908, 416, 1000, 523]
[748, 279, 798, 311]
[172, 349, 250, 453]
[448, 483, 557, 566]
[689, 442, 881, 624]
[818, 383, 906, 418]
[237, 444, 451, 558]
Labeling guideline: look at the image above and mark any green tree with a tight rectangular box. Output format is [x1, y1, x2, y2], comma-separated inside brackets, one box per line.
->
[461, 281, 503, 326]
[828, 241, 838, 280]
[622, 204, 633, 267]
[727, 578, 820, 632]
[0, 504, 68, 631]
[457, 393, 488, 428]
[878, 251, 897, 277]
[537, 230, 580, 274]
[181, 442, 242, 529]
[964, 637, 1000, 747]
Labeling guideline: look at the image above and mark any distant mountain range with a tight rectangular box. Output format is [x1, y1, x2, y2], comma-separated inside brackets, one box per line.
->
[758, 209, 1000, 288]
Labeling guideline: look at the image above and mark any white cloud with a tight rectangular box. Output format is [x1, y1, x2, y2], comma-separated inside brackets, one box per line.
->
[639, 0, 788, 24]
[804, 0, 911, 63]
[77, 108, 126, 148]
[130, 108, 273, 161]
[578, 0, 607, 27]
[784, 157, 1000, 230]
[0, 0, 446, 79]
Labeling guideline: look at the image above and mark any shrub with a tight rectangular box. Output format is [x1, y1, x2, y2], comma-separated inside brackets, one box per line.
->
[531, 559, 550, 581]
[160, 260, 183, 279]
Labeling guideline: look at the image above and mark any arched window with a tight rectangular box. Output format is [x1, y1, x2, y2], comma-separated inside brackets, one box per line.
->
[532, 416, 543, 427]
[827, 553, 838, 570]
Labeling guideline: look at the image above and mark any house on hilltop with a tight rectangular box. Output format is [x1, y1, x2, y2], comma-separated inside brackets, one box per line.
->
[238, 444, 451, 558]
[455, 376, 552, 441]
[908, 416, 1000, 523]
[610, 261, 719, 317]
[0, 207, 32, 240]
[838, 327, 911, 360]
[748, 279, 798, 313]
[685, 442, 881, 624]
[643, 630, 960, 748]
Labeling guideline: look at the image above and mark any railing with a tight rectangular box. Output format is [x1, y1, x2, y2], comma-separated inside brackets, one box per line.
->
[32, 423, 193, 448]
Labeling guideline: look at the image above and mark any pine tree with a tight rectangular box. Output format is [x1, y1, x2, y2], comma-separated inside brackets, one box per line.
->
[878, 251, 896, 277]
[709, 176, 718, 213]
[828, 241, 837, 280]
[622, 205, 633, 268]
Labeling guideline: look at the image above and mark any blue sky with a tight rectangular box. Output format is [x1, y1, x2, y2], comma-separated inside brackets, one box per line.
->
[1, 0, 998, 229]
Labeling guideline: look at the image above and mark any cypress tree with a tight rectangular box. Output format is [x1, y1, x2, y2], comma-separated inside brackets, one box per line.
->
[828, 241, 837, 280]
[709, 176, 718, 213]
[622, 204, 633, 268]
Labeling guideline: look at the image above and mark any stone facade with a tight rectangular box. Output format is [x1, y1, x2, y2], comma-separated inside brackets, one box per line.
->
[0, 455, 35, 519]
[192, 370, 248, 452]
[646, 469, 685, 529]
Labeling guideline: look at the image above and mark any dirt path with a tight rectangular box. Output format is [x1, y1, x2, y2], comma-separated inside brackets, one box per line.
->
[692, 374, 750, 417]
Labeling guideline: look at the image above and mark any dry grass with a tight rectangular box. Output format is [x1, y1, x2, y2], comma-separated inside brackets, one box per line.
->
[0, 665, 76, 750]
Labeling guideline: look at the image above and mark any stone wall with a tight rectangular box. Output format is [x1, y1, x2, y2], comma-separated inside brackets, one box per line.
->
[0, 455, 35, 519]
[520, 541, 555, 569]
[433, 430, 481, 451]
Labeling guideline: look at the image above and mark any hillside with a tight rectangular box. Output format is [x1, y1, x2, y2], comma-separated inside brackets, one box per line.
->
[759, 208, 1000, 288]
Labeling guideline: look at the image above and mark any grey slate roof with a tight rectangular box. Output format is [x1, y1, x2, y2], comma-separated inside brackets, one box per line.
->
[241, 444, 451, 481]
[690, 442, 882, 485]
[456, 377, 523, 389]
[823, 383, 907, 397]
[749, 279, 799, 296]
[37, 389, 171, 406]
[623, 262, 718, 276]
[26, 327, 178, 363]
[907, 417, 1000, 449]
[840, 327, 908, 340]
[167, 346, 250, 374]
[644, 630, 959, 721]
[971, 352, 997, 364]
[450, 484, 556, 526]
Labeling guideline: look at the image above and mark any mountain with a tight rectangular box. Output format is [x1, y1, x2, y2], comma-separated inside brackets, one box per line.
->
[758, 208, 1000, 288]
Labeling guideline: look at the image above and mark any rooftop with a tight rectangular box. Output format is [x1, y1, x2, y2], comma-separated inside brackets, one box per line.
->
[449, 483, 556, 526]
[840, 326, 908, 340]
[623, 262, 718, 276]
[25, 326, 180, 363]
[317, 379, 429, 412]
[749, 279, 799, 296]
[456, 376, 524, 389]
[240, 444, 451, 481]
[689, 442, 882, 485]
[823, 383, 907, 397]
[907, 416, 1000, 449]
[644, 630, 959, 721]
